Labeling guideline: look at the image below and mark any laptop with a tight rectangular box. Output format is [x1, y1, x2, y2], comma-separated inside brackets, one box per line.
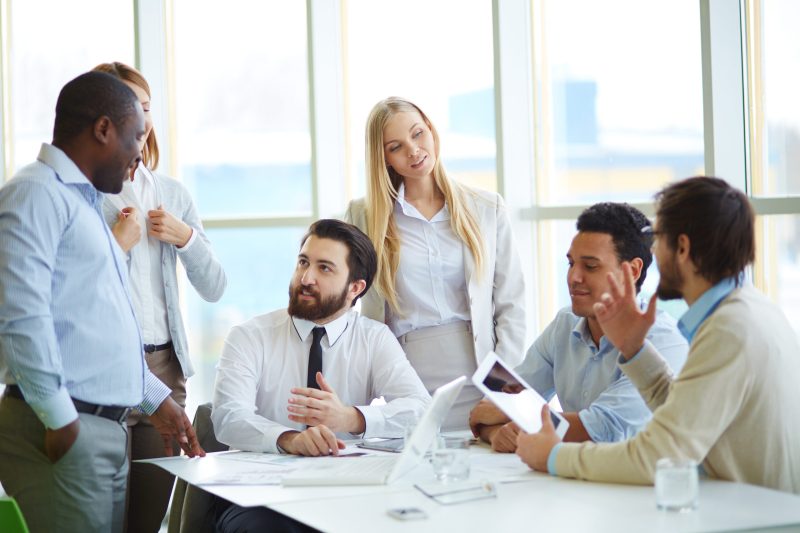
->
[281, 375, 467, 486]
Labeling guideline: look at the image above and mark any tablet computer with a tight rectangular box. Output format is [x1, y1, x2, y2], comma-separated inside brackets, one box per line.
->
[472, 351, 570, 438]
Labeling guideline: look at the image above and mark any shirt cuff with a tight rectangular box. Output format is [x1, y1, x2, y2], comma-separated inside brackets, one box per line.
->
[547, 442, 563, 475]
[176, 228, 197, 253]
[354, 405, 380, 438]
[138, 371, 172, 415]
[27, 386, 79, 430]
[268, 426, 299, 454]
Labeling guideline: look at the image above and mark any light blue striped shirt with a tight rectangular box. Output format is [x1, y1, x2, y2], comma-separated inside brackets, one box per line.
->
[0, 144, 170, 429]
[517, 305, 688, 442]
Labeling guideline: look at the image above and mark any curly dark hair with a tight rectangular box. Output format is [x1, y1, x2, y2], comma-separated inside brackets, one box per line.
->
[576, 203, 652, 292]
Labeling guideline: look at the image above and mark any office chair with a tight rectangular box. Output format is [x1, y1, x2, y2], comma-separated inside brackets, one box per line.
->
[168, 402, 229, 533]
[0, 496, 30, 533]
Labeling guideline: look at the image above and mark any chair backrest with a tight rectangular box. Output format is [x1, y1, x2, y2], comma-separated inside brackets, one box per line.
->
[168, 403, 229, 533]
[0, 497, 30, 533]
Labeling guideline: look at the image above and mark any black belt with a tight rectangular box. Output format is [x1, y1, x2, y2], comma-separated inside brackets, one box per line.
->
[144, 341, 173, 353]
[4, 385, 131, 424]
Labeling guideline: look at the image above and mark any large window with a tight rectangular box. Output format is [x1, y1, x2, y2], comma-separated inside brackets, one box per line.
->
[750, 0, 800, 337]
[6, 0, 134, 173]
[2, 0, 798, 413]
[172, 0, 311, 408]
[532, 0, 704, 207]
[756, 0, 800, 197]
[530, 0, 704, 326]
[344, 0, 496, 196]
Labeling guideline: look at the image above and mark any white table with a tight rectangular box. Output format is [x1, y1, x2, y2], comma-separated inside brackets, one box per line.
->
[146, 447, 800, 533]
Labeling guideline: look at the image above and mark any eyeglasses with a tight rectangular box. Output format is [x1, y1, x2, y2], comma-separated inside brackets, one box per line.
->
[640, 226, 662, 239]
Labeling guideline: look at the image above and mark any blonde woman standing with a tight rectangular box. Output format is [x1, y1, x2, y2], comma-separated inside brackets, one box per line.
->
[346, 97, 526, 430]
[94, 62, 226, 533]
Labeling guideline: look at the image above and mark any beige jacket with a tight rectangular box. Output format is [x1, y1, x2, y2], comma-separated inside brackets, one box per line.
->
[344, 186, 526, 367]
[554, 287, 800, 494]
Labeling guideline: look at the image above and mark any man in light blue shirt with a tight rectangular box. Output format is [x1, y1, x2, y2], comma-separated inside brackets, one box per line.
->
[470, 203, 687, 450]
[0, 71, 203, 533]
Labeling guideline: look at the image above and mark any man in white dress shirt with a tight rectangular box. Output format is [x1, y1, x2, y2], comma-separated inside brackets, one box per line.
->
[212, 219, 430, 532]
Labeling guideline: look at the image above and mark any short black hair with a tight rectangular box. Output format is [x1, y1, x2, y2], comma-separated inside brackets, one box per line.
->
[655, 176, 754, 285]
[576, 202, 652, 292]
[52, 71, 139, 144]
[301, 219, 377, 306]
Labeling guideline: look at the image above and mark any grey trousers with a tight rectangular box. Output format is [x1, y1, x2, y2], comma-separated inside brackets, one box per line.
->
[0, 395, 129, 533]
[397, 321, 481, 431]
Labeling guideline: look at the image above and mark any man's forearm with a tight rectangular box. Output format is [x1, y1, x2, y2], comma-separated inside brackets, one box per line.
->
[561, 412, 593, 442]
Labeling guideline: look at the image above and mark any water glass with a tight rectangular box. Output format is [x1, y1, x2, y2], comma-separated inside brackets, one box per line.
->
[655, 457, 699, 512]
[431, 436, 470, 482]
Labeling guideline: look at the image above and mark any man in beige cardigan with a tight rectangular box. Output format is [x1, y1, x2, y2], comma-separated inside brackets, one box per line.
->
[516, 176, 800, 494]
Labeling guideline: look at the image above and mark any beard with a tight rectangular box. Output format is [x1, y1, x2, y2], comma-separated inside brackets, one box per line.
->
[656, 255, 684, 301]
[287, 282, 350, 322]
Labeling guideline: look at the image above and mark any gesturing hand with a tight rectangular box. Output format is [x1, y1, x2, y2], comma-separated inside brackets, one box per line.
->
[148, 397, 206, 458]
[516, 405, 562, 472]
[148, 205, 193, 248]
[277, 426, 346, 457]
[112, 207, 142, 252]
[287, 372, 365, 434]
[593, 262, 658, 360]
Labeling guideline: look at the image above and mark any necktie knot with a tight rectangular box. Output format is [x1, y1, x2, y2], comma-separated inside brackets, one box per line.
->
[312, 326, 326, 344]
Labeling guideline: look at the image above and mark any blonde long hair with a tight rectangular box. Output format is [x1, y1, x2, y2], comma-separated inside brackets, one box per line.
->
[92, 62, 160, 170]
[364, 97, 485, 314]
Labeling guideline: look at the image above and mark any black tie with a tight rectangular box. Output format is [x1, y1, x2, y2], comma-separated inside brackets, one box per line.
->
[307, 327, 325, 389]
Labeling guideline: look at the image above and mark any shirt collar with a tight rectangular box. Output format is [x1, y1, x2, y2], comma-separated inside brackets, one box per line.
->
[571, 316, 593, 344]
[395, 182, 450, 223]
[571, 298, 647, 350]
[677, 277, 737, 343]
[38, 143, 101, 207]
[291, 310, 350, 347]
[37, 143, 94, 187]
[132, 162, 155, 186]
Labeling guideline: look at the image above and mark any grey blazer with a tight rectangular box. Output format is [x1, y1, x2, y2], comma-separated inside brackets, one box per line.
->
[103, 168, 226, 378]
[345, 185, 526, 367]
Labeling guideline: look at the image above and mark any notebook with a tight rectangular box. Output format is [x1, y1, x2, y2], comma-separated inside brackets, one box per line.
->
[281, 375, 467, 486]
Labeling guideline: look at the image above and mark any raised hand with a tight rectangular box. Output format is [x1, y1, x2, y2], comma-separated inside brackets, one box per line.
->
[592, 262, 657, 360]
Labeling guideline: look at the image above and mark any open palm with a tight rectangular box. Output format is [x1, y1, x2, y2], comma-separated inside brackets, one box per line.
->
[593, 262, 657, 360]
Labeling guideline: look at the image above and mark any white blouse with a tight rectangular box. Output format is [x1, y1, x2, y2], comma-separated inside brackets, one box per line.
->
[388, 183, 470, 337]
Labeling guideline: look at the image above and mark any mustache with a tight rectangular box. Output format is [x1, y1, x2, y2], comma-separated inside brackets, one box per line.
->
[293, 284, 320, 298]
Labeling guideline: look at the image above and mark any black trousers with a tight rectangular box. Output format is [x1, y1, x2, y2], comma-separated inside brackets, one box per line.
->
[214, 496, 321, 533]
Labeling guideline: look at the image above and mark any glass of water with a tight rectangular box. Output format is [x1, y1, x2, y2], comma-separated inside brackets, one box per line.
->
[655, 457, 699, 512]
[431, 436, 470, 483]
